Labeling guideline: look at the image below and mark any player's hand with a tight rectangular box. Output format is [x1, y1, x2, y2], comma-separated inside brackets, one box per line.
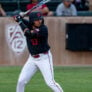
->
[13, 15, 22, 22]
[19, 12, 25, 17]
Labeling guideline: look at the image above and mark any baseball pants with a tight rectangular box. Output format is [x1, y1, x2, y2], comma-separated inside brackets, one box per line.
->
[16, 50, 63, 92]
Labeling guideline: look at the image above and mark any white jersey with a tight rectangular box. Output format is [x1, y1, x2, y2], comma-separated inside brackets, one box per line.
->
[56, 3, 77, 16]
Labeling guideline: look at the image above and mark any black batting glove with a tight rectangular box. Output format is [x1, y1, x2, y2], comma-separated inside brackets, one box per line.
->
[13, 15, 22, 22]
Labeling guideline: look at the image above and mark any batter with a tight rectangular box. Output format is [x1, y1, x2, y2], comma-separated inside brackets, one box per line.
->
[14, 11, 64, 92]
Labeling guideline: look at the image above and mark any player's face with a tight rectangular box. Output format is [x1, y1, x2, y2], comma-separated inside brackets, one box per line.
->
[34, 19, 42, 27]
[64, 1, 71, 7]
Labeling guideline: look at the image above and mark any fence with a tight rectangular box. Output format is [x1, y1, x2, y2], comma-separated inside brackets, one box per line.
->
[0, 17, 92, 66]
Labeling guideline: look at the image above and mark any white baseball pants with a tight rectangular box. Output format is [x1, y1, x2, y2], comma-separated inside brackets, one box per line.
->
[16, 50, 63, 92]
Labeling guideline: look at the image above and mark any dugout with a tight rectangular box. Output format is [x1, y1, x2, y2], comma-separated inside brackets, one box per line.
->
[66, 23, 92, 51]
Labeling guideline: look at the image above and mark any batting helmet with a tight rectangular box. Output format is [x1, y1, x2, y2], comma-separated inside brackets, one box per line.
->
[29, 11, 43, 23]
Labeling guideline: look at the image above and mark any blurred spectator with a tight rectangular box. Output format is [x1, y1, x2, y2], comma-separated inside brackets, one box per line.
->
[56, 0, 77, 16]
[26, 0, 53, 16]
[0, 4, 6, 16]
[72, 0, 89, 11]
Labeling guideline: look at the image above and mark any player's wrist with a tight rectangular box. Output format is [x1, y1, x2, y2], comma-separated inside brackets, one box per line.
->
[18, 21, 22, 24]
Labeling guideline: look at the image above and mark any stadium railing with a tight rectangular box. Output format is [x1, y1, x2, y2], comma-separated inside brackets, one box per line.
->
[0, 0, 60, 16]
[77, 11, 92, 16]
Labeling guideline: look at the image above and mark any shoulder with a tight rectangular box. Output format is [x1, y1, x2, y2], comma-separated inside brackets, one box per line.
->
[40, 25, 48, 29]
[26, 4, 34, 9]
[71, 4, 76, 8]
[40, 25, 48, 31]
[27, 4, 31, 7]
[56, 3, 64, 10]
[57, 3, 63, 8]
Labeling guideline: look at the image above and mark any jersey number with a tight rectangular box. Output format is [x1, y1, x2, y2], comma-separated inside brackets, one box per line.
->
[31, 39, 38, 45]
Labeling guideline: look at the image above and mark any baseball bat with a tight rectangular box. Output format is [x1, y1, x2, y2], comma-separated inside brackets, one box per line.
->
[20, 0, 51, 17]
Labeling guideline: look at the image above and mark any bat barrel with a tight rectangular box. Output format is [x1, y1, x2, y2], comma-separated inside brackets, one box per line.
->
[21, 0, 51, 17]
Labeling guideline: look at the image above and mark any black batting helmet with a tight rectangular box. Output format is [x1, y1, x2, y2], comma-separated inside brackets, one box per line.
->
[29, 11, 43, 23]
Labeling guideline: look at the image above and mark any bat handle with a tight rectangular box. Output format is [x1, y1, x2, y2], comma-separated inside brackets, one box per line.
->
[19, 12, 26, 17]
[19, 10, 31, 17]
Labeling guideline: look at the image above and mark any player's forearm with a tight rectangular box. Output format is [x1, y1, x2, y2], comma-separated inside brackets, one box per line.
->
[19, 21, 27, 31]
[19, 21, 39, 37]
[18, 21, 31, 37]
[0, 8, 6, 16]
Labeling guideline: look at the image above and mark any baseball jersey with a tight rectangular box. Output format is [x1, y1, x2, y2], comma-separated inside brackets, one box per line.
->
[56, 3, 77, 16]
[20, 19, 50, 55]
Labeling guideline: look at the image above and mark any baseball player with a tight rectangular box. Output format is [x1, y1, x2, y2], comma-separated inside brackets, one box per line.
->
[14, 11, 64, 92]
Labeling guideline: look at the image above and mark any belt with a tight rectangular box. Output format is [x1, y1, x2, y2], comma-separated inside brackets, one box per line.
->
[32, 51, 48, 58]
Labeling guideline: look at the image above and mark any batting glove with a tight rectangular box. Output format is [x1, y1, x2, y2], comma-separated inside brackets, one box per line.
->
[19, 12, 25, 17]
[13, 15, 22, 22]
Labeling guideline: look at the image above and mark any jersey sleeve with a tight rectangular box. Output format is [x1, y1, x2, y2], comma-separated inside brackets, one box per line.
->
[27, 25, 48, 38]
[18, 20, 30, 36]
[38, 25, 48, 37]
[22, 19, 29, 26]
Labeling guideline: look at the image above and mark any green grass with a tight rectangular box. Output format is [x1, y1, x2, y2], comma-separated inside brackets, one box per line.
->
[0, 66, 92, 92]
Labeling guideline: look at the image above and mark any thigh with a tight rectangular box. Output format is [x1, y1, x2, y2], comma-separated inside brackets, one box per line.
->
[18, 55, 38, 83]
[38, 52, 54, 83]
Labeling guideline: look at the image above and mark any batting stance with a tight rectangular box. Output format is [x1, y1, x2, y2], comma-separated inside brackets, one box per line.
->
[14, 11, 64, 92]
